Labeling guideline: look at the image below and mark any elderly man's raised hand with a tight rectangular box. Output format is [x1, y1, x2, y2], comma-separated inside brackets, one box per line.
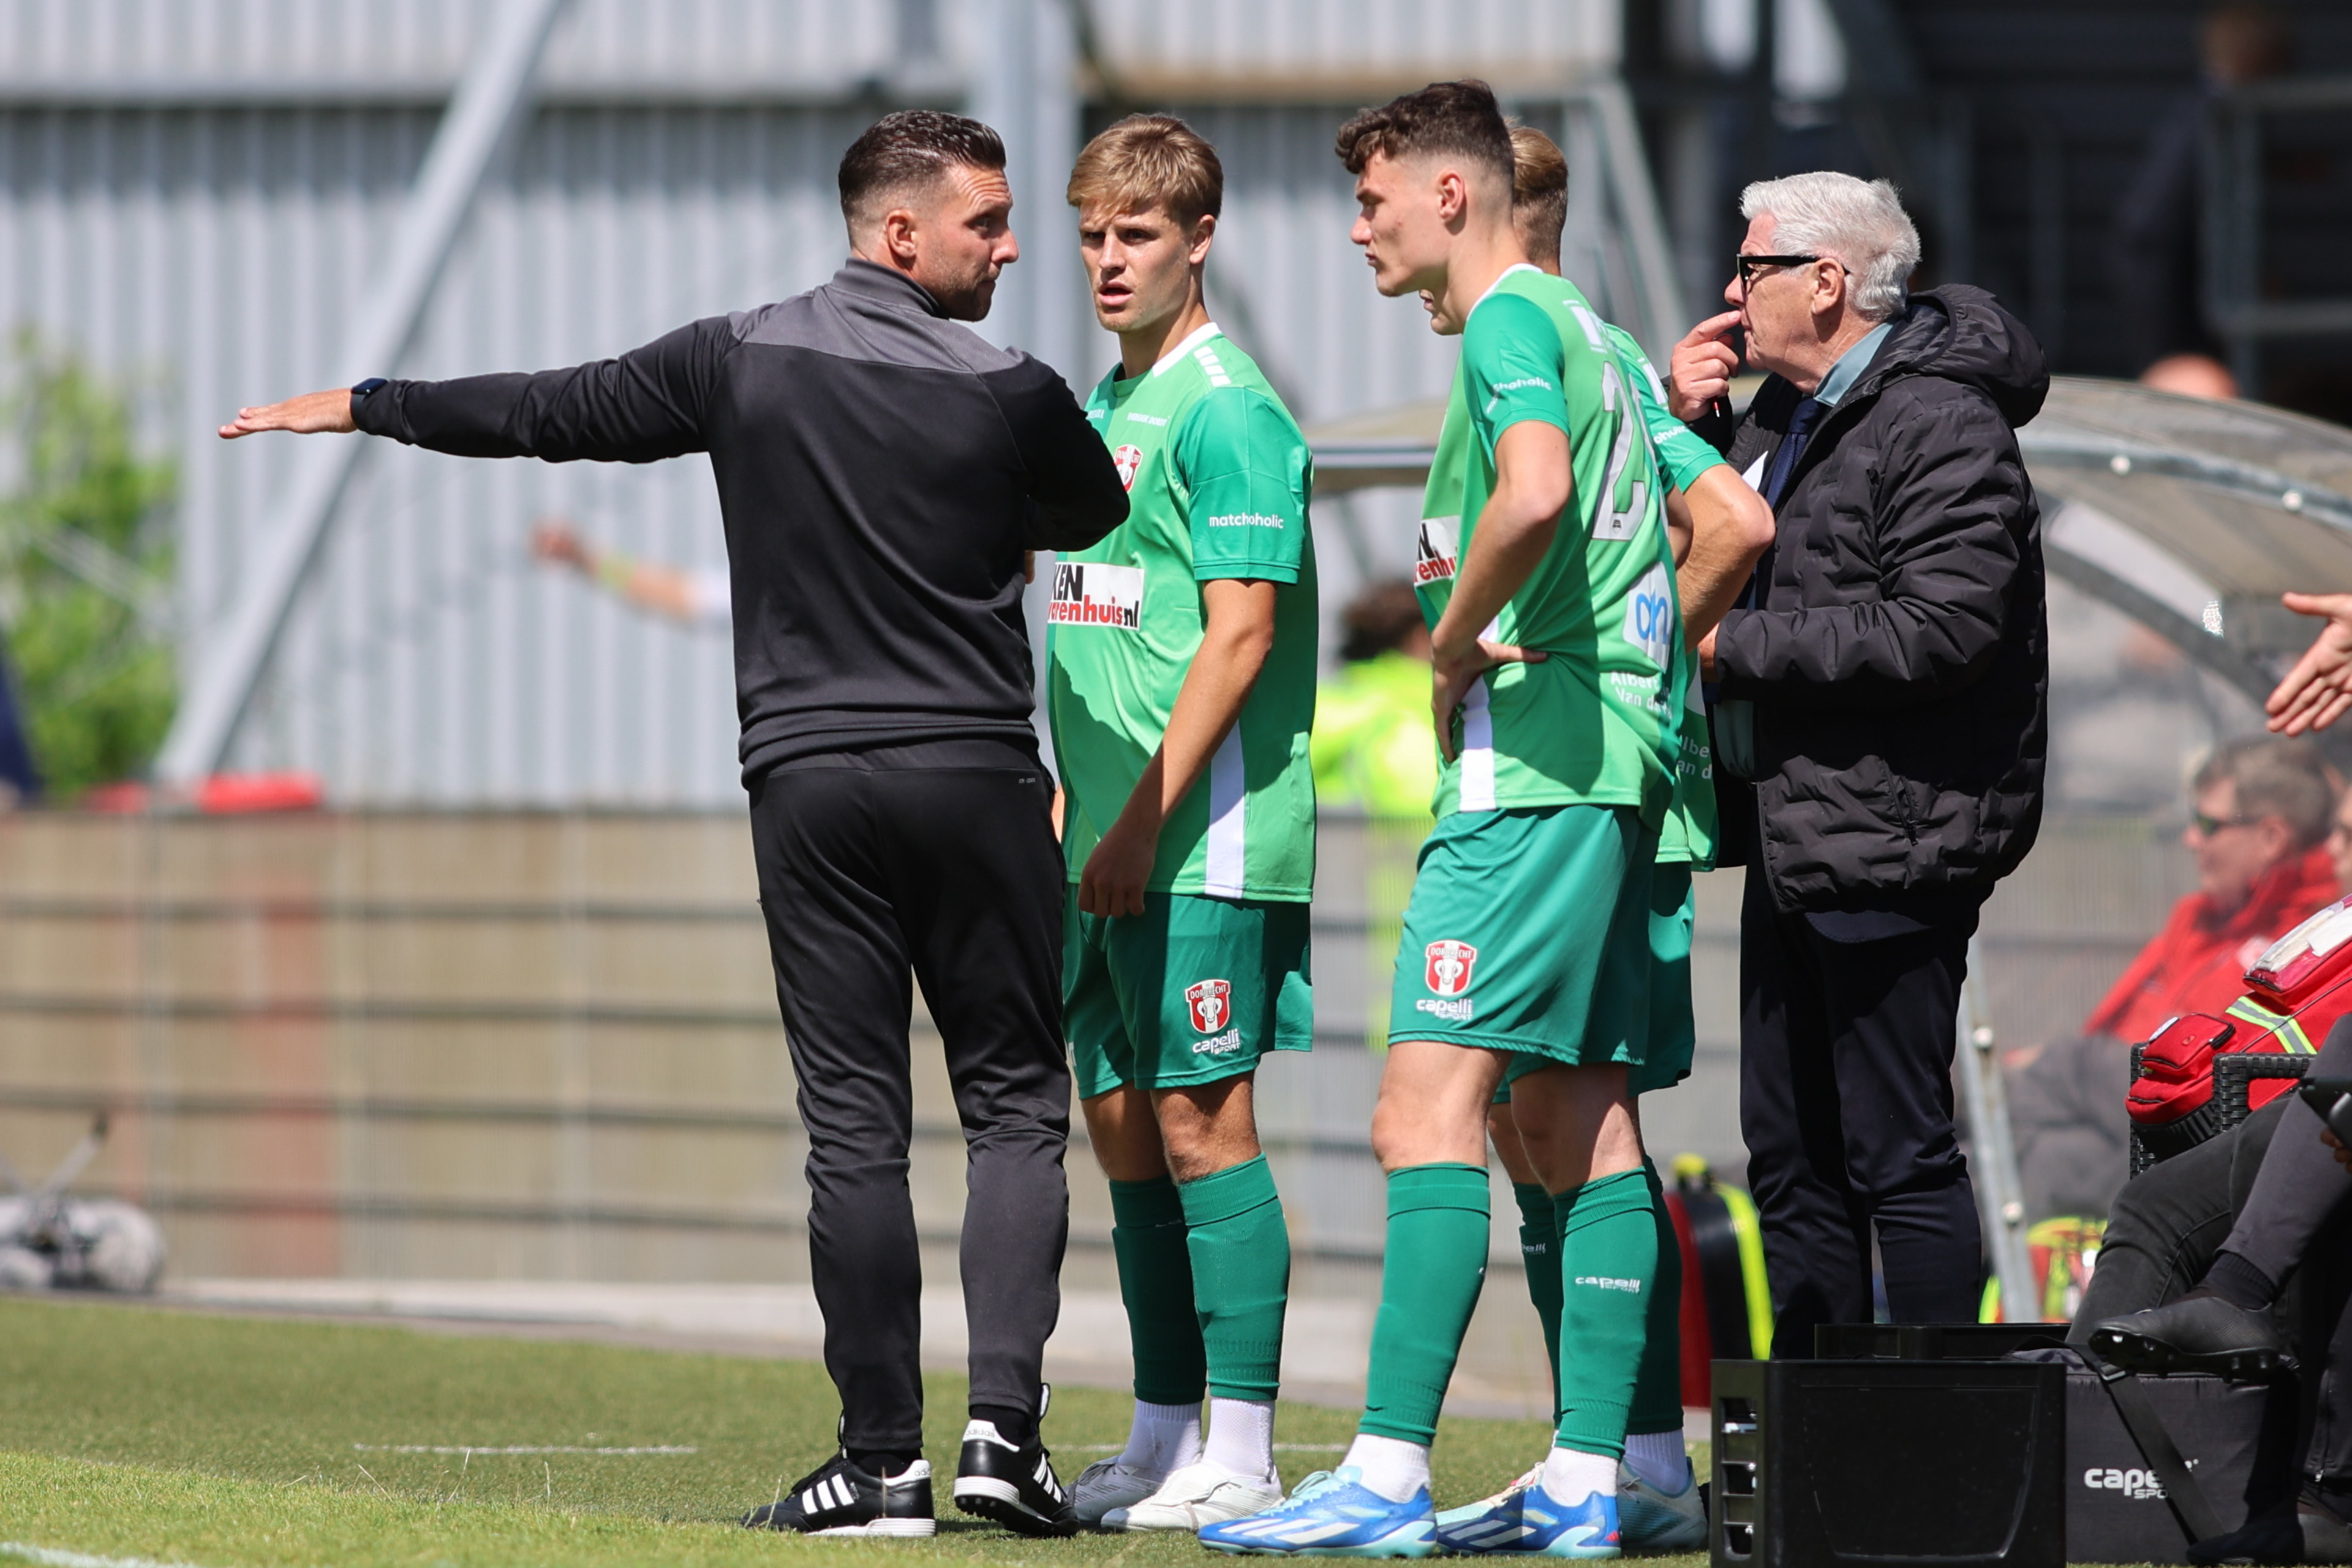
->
[1668, 312, 1743, 422]
[2265, 591, 2352, 736]
[219, 388, 358, 440]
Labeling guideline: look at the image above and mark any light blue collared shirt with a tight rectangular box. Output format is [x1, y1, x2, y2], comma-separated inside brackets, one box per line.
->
[1814, 320, 1894, 407]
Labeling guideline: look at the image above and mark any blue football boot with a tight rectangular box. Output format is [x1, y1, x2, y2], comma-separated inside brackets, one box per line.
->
[1197, 1468, 1438, 1558]
[1430, 1478, 1621, 1558]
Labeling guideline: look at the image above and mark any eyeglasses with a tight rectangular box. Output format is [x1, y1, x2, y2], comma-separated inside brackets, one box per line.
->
[2190, 810, 2256, 837]
[1735, 253, 1850, 292]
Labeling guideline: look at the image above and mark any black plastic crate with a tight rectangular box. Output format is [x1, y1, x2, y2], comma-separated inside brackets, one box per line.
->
[1711, 1357, 2067, 1568]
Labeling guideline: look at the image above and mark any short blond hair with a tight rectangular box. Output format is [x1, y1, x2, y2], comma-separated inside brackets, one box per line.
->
[1067, 113, 1223, 225]
[1509, 125, 1567, 268]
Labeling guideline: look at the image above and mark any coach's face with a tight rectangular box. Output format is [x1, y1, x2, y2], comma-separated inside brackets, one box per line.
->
[898, 163, 1020, 321]
[1728, 211, 1849, 387]
[1079, 202, 1213, 337]
[1351, 151, 1456, 300]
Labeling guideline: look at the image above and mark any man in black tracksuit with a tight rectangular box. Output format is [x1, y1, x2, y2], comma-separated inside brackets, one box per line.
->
[1669, 172, 2049, 1355]
[223, 112, 1128, 1538]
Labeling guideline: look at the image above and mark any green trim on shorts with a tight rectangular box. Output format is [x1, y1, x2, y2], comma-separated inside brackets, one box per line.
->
[1389, 804, 1655, 1068]
[1066, 888, 1313, 1099]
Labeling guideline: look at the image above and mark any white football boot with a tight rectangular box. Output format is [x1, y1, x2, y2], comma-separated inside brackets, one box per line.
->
[1106, 1460, 1286, 1532]
[1072, 1455, 1166, 1528]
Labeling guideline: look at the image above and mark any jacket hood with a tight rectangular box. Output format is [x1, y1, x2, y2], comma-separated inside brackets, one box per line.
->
[1858, 285, 2049, 428]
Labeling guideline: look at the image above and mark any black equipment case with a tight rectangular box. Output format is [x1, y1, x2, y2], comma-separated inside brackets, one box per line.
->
[1708, 1349, 2067, 1567]
[1795, 1323, 2296, 1565]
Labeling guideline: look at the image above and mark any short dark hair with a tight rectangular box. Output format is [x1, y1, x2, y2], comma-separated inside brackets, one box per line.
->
[1333, 79, 1514, 189]
[1509, 124, 1567, 268]
[1340, 582, 1426, 663]
[837, 111, 1007, 232]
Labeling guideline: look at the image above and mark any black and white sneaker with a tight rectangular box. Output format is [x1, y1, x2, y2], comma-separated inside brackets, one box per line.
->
[953, 1397, 1077, 1537]
[742, 1451, 936, 1537]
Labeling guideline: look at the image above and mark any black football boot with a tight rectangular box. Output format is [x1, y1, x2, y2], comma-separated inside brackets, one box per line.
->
[953, 1385, 1078, 1537]
[742, 1450, 935, 1537]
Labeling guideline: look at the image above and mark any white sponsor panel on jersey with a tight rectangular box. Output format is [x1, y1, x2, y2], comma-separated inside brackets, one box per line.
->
[1050, 561, 1144, 629]
[1623, 562, 1675, 669]
[1415, 516, 1460, 586]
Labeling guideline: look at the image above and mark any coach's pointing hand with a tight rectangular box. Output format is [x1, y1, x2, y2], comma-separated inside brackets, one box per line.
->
[219, 388, 360, 439]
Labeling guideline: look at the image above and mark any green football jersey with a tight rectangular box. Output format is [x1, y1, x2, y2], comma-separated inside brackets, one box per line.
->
[1412, 266, 1680, 824]
[1049, 323, 1319, 901]
[1605, 323, 1727, 870]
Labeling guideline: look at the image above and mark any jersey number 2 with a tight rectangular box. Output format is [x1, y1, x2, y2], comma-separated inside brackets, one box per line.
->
[1593, 364, 1648, 542]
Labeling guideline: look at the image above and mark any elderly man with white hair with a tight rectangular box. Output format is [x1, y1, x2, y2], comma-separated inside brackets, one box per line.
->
[1667, 172, 2051, 1353]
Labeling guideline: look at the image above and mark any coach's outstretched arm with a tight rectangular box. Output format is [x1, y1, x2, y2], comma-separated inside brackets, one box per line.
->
[221, 319, 727, 464]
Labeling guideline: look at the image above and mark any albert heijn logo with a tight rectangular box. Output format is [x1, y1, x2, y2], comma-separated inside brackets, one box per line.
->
[1112, 443, 1145, 491]
[1186, 978, 1232, 1034]
[1425, 940, 1478, 997]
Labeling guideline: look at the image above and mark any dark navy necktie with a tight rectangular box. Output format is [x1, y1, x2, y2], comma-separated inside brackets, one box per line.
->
[1733, 396, 1825, 618]
[1757, 396, 1825, 511]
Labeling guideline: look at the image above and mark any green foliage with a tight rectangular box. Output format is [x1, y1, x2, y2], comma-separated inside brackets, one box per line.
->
[0, 333, 177, 801]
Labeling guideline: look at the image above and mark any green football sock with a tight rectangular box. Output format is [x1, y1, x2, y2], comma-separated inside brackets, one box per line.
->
[1110, 1175, 1207, 1406]
[1627, 1159, 1686, 1436]
[1359, 1163, 1491, 1446]
[1552, 1167, 1657, 1460]
[1513, 1182, 1565, 1417]
[1180, 1153, 1291, 1403]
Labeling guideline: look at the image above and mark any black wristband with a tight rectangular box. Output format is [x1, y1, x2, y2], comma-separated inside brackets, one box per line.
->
[350, 377, 388, 401]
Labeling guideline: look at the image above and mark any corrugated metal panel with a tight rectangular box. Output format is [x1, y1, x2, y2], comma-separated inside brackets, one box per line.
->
[1091, 0, 1615, 90]
[0, 0, 1620, 805]
[0, 1, 902, 94]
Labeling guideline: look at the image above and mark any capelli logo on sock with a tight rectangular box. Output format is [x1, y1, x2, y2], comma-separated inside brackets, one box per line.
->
[1574, 1275, 1643, 1294]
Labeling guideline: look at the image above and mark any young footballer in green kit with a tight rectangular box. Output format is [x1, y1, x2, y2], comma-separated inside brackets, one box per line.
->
[1047, 115, 1319, 1534]
[1437, 126, 1774, 1558]
[1204, 82, 1681, 1561]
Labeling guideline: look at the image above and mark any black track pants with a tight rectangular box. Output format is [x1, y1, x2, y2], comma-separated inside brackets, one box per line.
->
[749, 741, 1071, 1455]
[1739, 871, 1986, 1353]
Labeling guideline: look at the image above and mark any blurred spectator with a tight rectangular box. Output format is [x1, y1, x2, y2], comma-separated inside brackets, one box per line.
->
[2012, 736, 2339, 1221]
[0, 649, 38, 807]
[530, 518, 729, 628]
[2109, 2, 2293, 399]
[1309, 581, 1436, 818]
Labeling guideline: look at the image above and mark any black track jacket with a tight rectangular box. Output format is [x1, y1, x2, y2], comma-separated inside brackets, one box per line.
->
[353, 260, 1128, 781]
[1697, 286, 2051, 913]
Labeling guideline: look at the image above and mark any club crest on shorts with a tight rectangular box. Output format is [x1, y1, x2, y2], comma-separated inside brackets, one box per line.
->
[1112, 443, 1144, 491]
[1425, 940, 1477, 997]
[1185, 978, 1232, 1034]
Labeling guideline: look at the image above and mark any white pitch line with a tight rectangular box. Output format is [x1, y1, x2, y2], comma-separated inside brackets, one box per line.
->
[1070, 1443, 1346, 1453]
[351, 1444, 696, 1456]
[2, 1544, 208, 1568]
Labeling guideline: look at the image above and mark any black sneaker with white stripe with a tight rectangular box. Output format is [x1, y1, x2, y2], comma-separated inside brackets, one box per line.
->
[742, 1452, 935, 1537]
[953, 1412, 1077, 1537]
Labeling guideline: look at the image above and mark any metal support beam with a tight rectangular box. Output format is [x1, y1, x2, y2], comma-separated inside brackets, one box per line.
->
[1955, 936, 2037, 1324]
[154, 0, 570, 789]
[1581, 77, 1691, 366]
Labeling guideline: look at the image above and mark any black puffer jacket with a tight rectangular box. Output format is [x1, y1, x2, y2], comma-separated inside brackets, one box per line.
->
[1701, 286, 2050, 913]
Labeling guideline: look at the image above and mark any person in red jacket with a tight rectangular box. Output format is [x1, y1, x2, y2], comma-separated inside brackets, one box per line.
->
[2012, 736, 2340, 1223]
[2088, 737, 2342, 1044]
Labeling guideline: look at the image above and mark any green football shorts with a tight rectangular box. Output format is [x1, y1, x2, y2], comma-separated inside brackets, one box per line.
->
[1631, 860, 1697, 1096]
[1387, 803, 1655, 1074]
[1066, 888, 1313, 1099]
[1494, 856, 1698, 1105]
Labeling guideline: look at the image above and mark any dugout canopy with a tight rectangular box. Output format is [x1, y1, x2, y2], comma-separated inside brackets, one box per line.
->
[1306, 377, 2352, 710]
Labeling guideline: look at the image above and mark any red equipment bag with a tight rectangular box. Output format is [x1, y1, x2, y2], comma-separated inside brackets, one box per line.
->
[2125, 893, 2352, 1164]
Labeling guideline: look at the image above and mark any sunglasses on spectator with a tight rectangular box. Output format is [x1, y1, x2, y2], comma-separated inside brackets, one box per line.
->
[2190, 809, 2258, 836]
[1735, 254, 1853, 291]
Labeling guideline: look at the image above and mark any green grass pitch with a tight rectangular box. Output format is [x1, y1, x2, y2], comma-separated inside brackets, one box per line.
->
[0, 1295, 1708, 1568]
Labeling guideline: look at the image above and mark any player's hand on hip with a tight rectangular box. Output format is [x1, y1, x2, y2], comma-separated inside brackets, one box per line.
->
[1430, 638, 1544, 763]
[219, 387, 360, 439]
[2266, 590, 2352, 735]
[1668, 312, 1742, 422]
[1079, 815, 1158, 918]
